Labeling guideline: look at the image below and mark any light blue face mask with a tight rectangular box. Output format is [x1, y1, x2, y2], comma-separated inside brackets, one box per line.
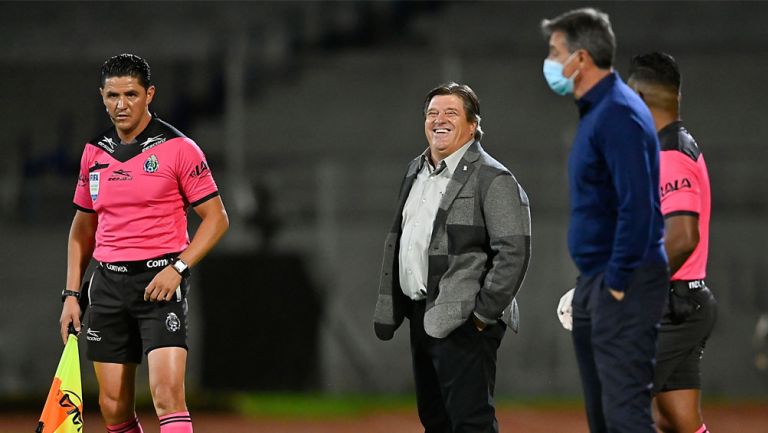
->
[543, 52, 579, 96]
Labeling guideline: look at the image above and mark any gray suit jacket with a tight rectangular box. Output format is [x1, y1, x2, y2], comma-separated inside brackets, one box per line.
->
[374, 141, 531, 339]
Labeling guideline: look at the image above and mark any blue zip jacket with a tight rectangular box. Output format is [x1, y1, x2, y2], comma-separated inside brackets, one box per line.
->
[568, 72, 667, 291]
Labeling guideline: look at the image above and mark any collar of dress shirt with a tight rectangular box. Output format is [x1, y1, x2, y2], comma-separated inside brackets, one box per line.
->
[420, 139, 474, 176]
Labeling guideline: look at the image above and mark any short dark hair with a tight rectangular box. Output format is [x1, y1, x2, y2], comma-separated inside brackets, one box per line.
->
[628, 52, 681, 93]
[100, 53, 152, 89]
[541, 8, 616, 69]
[424, 82, 483, 141]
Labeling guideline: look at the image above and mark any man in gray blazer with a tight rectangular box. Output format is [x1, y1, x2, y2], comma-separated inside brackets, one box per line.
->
[373, 82, 531, 433]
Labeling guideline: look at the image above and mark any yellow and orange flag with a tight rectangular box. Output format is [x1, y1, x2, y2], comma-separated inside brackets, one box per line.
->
[36, 334, 84, 433]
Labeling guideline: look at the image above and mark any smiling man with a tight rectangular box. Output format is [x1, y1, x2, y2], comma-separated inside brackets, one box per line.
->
[374, 82, 531, 433]
[59, 53, 229, 433]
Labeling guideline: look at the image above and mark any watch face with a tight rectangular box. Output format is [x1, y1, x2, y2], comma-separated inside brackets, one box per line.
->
[174, 261, 187, 272]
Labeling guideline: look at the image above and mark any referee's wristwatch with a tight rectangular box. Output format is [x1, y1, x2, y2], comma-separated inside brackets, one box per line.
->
[61, 289, 80, 303]
[171, 258, 190, 278]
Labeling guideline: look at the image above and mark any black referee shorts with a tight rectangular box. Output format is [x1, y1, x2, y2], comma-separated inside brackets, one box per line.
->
[84, 255, 189, 364]
[653, 281, 717, 394]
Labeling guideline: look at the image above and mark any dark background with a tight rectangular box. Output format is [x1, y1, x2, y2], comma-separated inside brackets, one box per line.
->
[1, 1, 766, 402]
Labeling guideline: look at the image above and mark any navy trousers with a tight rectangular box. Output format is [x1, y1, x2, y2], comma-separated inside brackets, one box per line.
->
[572, 263, 668, 433]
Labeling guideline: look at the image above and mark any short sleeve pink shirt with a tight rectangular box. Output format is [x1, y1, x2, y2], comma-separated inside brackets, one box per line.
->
[73, 117, 219, 262]
[658, 122, 711, 281]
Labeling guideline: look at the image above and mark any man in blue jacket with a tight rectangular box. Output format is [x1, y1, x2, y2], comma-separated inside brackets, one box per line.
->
[541, 8, 669, 433]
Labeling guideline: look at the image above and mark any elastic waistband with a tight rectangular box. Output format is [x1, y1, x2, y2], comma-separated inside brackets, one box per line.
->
[99, 252, 180, 275]
[670, 279, 706, 292]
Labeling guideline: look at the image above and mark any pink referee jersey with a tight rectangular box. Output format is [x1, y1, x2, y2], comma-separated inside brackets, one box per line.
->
[73, 116, 219, 262]
[658, 121, 710, 281]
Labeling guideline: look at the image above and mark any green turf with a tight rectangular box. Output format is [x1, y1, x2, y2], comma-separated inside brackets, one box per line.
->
[231, 393, 416, 419]
[226, 393, 590, 419]
[6, 391, 765, 421]
[227, 392, 768, 420]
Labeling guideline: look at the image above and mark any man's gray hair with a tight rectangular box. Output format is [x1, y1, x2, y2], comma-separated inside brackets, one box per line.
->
[541, 7, 616, 69]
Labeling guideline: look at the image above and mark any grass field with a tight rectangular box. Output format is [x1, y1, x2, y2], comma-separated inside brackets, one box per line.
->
[3, 394, 767, 433]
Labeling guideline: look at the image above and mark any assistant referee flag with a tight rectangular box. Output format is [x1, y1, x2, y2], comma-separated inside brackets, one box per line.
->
[36, 333, 83, 433]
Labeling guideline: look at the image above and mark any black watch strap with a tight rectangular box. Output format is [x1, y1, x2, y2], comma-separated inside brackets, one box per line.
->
[62, 289, 81, 303]
[171, 258, 191, 278]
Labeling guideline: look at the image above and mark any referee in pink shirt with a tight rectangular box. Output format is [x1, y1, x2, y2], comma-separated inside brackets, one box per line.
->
[58, 54, 229, 433]
[628, 52, 716, 433]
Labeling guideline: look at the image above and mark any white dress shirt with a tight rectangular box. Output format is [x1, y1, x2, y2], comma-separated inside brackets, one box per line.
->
[399, 140, 473, 300]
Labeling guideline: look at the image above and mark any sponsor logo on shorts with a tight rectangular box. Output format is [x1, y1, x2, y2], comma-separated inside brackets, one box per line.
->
[166, 313, 181, 333]
[86, 328, 102, 342]
[104, 263, 128, 273]
[146, 258, 170, 268]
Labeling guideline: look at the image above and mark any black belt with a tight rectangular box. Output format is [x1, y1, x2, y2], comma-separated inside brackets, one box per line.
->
[99, 252, 180, 275]
[670, 279, 706, 295]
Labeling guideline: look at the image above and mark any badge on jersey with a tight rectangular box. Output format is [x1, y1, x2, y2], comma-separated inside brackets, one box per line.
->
[89, 172, 100, 201]
[144, 154, 159, 173]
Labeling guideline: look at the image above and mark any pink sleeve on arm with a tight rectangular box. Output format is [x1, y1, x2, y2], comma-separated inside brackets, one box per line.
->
[659, 151, 700, 215]
[72, 146, 94, 211]
[177, 138, 219, 206]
